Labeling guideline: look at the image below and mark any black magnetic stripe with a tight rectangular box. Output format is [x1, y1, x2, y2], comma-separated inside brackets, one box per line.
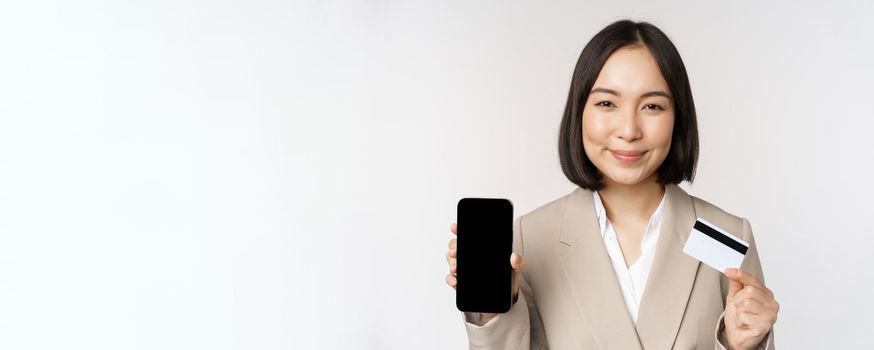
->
[693, 220, 748, 255]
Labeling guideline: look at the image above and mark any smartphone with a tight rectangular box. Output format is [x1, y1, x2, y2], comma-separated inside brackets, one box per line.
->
[455, 198, 514, 313]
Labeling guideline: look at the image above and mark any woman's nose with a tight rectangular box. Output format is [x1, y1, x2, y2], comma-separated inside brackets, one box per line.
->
[616, 109, 642, 142]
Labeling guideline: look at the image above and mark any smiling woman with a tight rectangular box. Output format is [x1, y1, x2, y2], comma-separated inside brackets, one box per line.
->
[582, 46, 677, 188]
[559, 21, 699, 192]
[446, 19, 778, 350]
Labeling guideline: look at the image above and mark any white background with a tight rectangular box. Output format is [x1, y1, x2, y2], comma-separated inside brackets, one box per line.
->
[1, 1, 873, 349]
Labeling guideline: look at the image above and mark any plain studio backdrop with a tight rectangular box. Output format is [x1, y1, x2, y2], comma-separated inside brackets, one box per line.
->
[1, 0, 873, 349]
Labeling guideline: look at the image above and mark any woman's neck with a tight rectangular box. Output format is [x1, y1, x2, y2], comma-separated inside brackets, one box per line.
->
[598, 175, 666, 222]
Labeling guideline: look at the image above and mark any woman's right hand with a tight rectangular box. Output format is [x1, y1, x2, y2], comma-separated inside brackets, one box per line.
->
[446, 222, 527, 324]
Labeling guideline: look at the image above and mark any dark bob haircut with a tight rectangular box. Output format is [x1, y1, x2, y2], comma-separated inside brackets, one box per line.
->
[558, 20, 699, 190]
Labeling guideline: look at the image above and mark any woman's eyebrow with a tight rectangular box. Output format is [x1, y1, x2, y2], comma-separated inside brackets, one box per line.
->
[641, 90, 672, 99]
[591, 87, 672, 99]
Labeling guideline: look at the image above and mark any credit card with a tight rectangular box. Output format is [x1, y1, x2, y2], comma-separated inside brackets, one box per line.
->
[682, 218, 749, 274]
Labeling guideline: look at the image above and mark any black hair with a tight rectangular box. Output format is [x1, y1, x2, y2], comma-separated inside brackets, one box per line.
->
[558, 19, 699, 190]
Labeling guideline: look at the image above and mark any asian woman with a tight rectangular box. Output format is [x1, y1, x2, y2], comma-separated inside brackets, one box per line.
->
[445, 20, 779, 350]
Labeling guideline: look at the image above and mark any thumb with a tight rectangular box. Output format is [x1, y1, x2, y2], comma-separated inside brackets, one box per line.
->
[725, 268, 743, 299]
[511, 252, 526, 271]
[510, 253, 526, 294]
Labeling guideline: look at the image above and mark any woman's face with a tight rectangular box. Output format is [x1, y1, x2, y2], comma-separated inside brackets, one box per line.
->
[582, 45, 675, 187]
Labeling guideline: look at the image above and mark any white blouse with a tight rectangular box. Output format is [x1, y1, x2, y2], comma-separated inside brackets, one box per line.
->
[592, 190, 667, 324]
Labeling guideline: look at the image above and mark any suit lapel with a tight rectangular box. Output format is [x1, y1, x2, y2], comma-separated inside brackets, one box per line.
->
[635, 184, 701, 349]
[557, 187, 643, 350]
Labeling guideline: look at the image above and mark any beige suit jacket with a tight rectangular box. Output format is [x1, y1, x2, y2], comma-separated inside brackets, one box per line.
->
[462, 184, 775, 349]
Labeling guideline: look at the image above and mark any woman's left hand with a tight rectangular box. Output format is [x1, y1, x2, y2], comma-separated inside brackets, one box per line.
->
[723, 268, 779, 350]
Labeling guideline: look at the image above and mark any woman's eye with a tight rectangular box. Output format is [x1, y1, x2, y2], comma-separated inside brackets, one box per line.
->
[643, 104, 663, 111]
[596, 101, 615, 108]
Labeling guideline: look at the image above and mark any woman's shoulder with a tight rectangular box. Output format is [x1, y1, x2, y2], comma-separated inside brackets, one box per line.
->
[689, 193, 741, 220]
[518, 186, 584, 223]
[512, 188, 582, 254]
[684, 188, 749, 240]
[511, 187, 582, 242]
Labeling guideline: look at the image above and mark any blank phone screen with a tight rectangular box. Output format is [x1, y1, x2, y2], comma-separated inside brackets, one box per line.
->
[455, 198, 513, 313]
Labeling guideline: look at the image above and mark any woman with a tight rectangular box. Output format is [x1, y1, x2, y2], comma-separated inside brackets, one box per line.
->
[444, 20, 779, 349]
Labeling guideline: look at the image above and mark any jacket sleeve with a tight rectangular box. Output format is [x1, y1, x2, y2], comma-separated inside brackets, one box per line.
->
[713, 217, 775, 350]
[460, 215, 549, 350]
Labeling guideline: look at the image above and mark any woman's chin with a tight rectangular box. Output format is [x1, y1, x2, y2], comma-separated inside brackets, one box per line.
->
[604, 172, 650, 186]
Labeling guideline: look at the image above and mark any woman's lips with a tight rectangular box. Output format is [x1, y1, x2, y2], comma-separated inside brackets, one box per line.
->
[610, 150, 646, 164]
